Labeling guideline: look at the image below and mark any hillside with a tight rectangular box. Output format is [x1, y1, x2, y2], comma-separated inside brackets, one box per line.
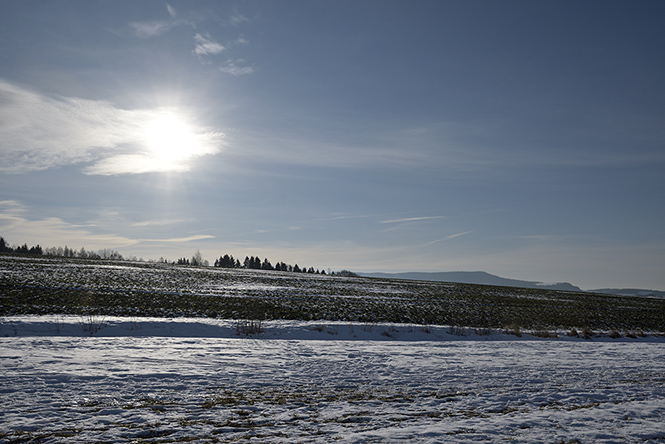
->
[590, 288, 665, 298]
[361, 271, 582, 291]
[1, 255, 664, 333]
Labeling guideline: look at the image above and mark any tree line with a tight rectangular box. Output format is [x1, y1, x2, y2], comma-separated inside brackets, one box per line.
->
[1, 236, 125, 261]
[1, 236, 336, 275]
[0, 237, 43, 255]
[212, 253, 327, 274]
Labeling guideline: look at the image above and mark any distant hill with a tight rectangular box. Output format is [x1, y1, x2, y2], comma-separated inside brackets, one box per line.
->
[360, 271, 582, 291]
[590, 288, 665, 299]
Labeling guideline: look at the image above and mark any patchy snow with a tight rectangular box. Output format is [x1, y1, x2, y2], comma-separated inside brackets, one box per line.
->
[2, 316, 665, 443]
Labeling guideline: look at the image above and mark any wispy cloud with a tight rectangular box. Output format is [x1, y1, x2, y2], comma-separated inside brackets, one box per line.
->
[141, 235, 214, 243]
[0, 200, 25, 216]
[310, 214, 380, 222]
[132, 218, 191, 227]
[129, 20, 178, 38]
[194, 33, 225, 56]
[219, 60, 254, 76]
[230, 14, 249, 26]
[0, 205, 136, 250]
[0, 201, 214, 250]
[0, 79, 225, 175]
[380, 216, 444, 224]
[128, 5, 254, 75]
[425, 231, 473, 246]
[232, 118, 665, 175]
[228, 126, 467, 172]
[128, 4, 183, 37]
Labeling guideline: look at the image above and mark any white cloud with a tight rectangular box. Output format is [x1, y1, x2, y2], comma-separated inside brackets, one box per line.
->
[194, 33, 225, 56]
[230, 14, 249, 25]
[0, 201, 215, 251]
[132, 218, 191, 227]
[219, 60, 254, 76]
[82, 154, 192, 176]
[0, 209, 136, 251]
[0, 79, 225, 175]
[166, 3, 177, 18]
[142, 235, 214, 243]
[129, 20, 176, 38]
[424, 231, 473, 246]
[380, 216, 444, 224]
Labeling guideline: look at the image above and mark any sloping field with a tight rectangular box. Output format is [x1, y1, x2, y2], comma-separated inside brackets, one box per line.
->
[2, 255, 665, 443]
[2, 255, 664, 333]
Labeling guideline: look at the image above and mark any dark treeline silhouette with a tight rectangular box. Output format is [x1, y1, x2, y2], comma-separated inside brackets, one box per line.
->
[214, 253, 326, 275]
[1, 236, 124, 261]
[0, 236, 43, 255]
[1, 236, 345, 276]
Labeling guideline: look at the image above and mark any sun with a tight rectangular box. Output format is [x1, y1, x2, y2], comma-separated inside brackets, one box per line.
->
[131, 108, 224, 174]
[144, 112, 199, 164]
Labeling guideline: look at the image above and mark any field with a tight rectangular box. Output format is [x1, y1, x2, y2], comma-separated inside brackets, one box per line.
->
[2, 255, 664, 333]
[2, 255, 665, 443]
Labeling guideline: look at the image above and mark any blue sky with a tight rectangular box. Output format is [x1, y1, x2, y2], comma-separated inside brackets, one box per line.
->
[1, 0, 664, 290]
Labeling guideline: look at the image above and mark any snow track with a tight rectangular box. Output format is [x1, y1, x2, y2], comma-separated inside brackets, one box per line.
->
[2, 318, 665, 442]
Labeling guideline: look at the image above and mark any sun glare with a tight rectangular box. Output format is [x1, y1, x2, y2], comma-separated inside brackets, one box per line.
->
[144, 113, 198, 164]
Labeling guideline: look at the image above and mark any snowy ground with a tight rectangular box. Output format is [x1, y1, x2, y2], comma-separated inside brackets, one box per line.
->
[2, 316, 665, 443]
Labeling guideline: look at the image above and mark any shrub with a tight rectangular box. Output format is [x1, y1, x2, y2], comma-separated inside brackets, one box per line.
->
[448, 326, 468, 336]
[474, 327, 492, 336]
[235, 319, 264, 336]
[79, 314, 107, 334]
[504, 324, 522, 337]
[581, 327, 594, 339]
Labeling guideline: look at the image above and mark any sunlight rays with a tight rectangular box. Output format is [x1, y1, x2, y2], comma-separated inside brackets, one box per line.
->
[138, 108, 223, 173]
[83, 107, 225, 175]
[144, 112, 201, 164]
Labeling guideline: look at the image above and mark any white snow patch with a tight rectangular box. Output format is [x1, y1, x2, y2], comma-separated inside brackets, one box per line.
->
[2, 316, 664, 443]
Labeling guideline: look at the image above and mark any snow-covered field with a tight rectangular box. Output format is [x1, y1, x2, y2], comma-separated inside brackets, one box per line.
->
[2, 316, 665, 443]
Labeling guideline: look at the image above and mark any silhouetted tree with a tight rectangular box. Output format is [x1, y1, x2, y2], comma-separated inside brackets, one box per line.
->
[261, 258, 273, 270]
[215, 254, 234, 268]
[0, 237, 11, 253]
[191, 249, 204, 266]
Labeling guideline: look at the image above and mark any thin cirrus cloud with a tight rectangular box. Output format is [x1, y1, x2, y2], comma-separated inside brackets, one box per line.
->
[194, 33, 225, 56]
[0, 200, 213, 249]
[0, 79, 225, 175]
[424, 231, 473, 246]
[380, 216, 445, 224]
[219, 60, 254, 76]
[129, 20, 177, 38]
[128, 4, 253, 76]
[192, 34, 253, 75]
[129, 3, 184, 37]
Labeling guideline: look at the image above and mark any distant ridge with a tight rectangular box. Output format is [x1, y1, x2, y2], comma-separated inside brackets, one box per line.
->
[591, 288, 665, 299]
[360, 271, 582, 291]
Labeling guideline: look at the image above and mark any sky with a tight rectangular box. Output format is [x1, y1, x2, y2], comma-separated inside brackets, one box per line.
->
[1, 0, 664, 290]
